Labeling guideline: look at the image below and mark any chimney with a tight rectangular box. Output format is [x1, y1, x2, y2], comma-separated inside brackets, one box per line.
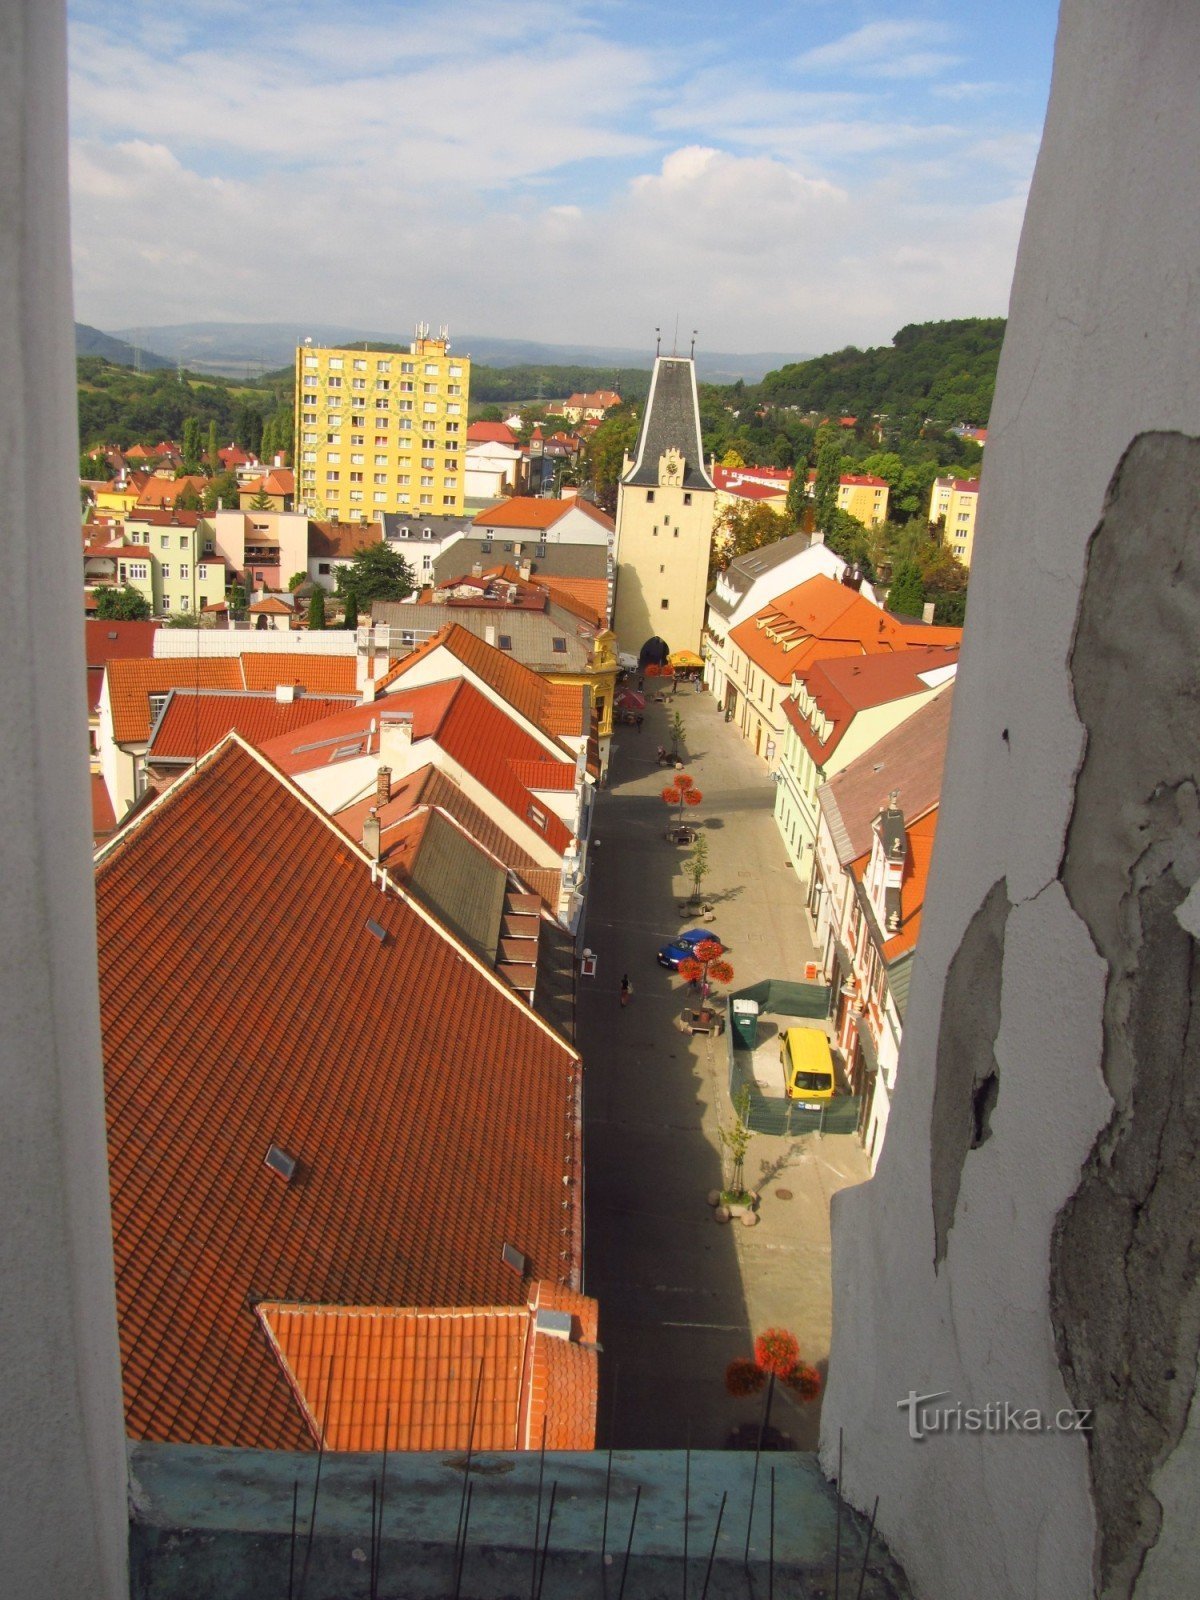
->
[472, 560, 482, 577]
[275, 683, 298, 703]
[362, 808, 381, 861]
[922, 600, 936, 624]
[376, 765, 392, 806]
[379, 711, 414, 769]
[519, 559, 532, 581]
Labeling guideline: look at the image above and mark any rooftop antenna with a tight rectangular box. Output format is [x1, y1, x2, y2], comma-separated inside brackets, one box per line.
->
[655, 327, 661, 358]
[690, 329, 698, 360]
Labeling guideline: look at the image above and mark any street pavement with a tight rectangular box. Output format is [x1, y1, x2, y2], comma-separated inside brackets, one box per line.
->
[579, 679, 872, 1451]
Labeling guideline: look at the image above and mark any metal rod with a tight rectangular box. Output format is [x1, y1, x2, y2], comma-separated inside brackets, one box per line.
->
[456, 1358, 485, 1567]
[452, 1482, 474, 1600]
[530, 1416, 548, 1600]
[743, 1371, 775, 1566]
[374, 1409, 389, 1600]
[287, 1478, 298, 1600]
[699, 1490, 728, 1600]
[854, 1497, 880, 1600]
[834, 1427, 844, 1600]
[617, 1486, 641, 1600]
[298, 1353, 335, 1599]
[369, 1480, 378, 1600]
[535, 1480, 559, 1600]
[683, 1434, 691, 1598]
[601, 1363, 619, 1567]
[768, 1466, 775, 1600]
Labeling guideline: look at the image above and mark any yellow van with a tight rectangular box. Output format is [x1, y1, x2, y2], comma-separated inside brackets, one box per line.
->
[781, 1027, 836, 1106]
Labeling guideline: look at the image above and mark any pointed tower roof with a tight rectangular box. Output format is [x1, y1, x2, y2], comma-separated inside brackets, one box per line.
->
[621, 356, 715, 492]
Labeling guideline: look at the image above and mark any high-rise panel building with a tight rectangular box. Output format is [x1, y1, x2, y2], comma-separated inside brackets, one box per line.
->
[612, 354, 715, 656]
[294, 329, 470, 522]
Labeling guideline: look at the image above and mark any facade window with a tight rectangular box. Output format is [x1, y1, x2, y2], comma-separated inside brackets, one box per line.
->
[161, 564, 170, 579]
[552, 637, 567, 653]
[302, 450, 316, 463]
[422, 528, 433, 539]
[447, 384, 461, 396]
[328, 452, 341, 464]
[423, 402, 438, 414]
[326, 471, 340, 481]
[443, 478, 456, 489]
[352, 414, 365, 426]
[424, 363, 439, 375]
[374, 454, 388, 466]
[420, 476, 434, 487]
[376, 398, 389, 410]
[422, 421, 436, 434]
[350, 453, 364, 465]
[352, 377, 366, 389]
[447, 403, 461, 415]
[180, 564, 189, 579]
[350, 472, 363, 483]
[664, 515, 670, 526]
[399, 419, 412, 430]
[446, 421, 460, 433]
[442, 495, 456, 506]
[317, 562, 331, 575]
[422, 554, 433, 570]
[376, 379, 390, 391]
[374, 473, 387, 484]
[422, 383, 438, 395]
[350, 433, 365, 446]
[420, 493, 433, 505]
[398, 474, 410, 485]
[327, 376, 342, 388]
[499, 635, 513, 651]
[421, 456, 435, 470]
[160, 534, 169, 548]
[398, 401, 413, 412]
[304, 357, 318, 370]
[303, 375, 318, 387]
[449, 364, 462, 377]
[328, 357, 343, 370]
[684, 492, 692, 505]
[401, 361, 414, 373]
[353, 358, 366, 371]
[374, 492, 387, 503]
[660, 598, 669, 609]
[350, 490, 363, 502]
[646, 490, 655, 503]
[377, 359, 391, 373]
[179, 596, 189, 611]
[327, 415, 341, 428]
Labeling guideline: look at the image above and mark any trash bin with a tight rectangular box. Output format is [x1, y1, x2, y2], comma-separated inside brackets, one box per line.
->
[731, 999, 760, 1050]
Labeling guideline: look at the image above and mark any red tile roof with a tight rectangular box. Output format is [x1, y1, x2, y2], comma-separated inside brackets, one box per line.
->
[85, 620, 161, 713]
[822, 685, 953, 864]
[471, 497, 614, 535]
[105, 657, 244, 743]
[96, 737, 583, 1448]
[309, 520, 383, 559]
[782, 646, 959, 765]
[240, 652, 358, 694]
[729, 574, 909, 685]
[146, 690, 358, 763]
[375, 624, 587, 742]
[466, 421, 518, 446]
[840, 474, 888, 488]
[241, 469, 295, 497]
[851, 805, 939, 961]
[135, 475, 208, 509]
[91, 772, 117, 846]
[255, 1286, 597, 1452]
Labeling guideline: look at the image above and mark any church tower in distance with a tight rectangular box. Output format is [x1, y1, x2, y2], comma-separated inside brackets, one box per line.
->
[612, 354, 715, 657]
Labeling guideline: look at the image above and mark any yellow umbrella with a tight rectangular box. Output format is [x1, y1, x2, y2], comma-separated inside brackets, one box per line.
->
[668, 649, 704, 669]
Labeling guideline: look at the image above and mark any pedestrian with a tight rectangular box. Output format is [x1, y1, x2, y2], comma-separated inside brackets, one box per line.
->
[635, 713, 644, 733]
[637, 675, 645, 692]
[620, 974, 631, 1007]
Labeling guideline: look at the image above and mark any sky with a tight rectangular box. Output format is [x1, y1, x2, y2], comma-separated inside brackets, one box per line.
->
[67, 0, 1060, 357]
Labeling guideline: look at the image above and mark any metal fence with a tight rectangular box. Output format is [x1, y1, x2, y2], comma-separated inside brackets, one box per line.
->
[724, 980, 862, 1137]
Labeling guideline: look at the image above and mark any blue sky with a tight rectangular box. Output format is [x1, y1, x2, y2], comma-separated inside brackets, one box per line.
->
[67, 0, 1060, 355]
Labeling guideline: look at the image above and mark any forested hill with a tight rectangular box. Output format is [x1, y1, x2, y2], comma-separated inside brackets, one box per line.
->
[750, 318, 1005, 427]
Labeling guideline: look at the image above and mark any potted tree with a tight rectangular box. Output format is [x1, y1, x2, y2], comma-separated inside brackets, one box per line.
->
[714, 1084, 757, 1220]
[683, 832, 713, 916]
[669, 709, 686, 763]
[662, 773, 702, 843]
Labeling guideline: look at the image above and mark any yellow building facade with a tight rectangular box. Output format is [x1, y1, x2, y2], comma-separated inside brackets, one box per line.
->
[294, 332, 470, 523]
[837, 474, 890, 527]
[939, 478, 981, 566]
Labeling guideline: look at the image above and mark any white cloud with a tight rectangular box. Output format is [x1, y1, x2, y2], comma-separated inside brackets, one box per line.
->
[793, 19, 961, 79]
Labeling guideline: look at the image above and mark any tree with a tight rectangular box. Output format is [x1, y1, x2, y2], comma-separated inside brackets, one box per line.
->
[95, 585, 151, 621]
[583, 405, 639, 514]
[888, 559, 926, 617]
[308, 588, 326, 630]
[713, 503, 793, 568]
[716, 1084, 754, 1199]
[287, 571, 307, 591]
[248, 488, 273, 511]
[343, 593, 358, 630]
[720, 447, 746, 468]
[933, 591, 968, 626]
[181, 417, 202, 471]
[785, 469, 809, 525]
[685, 832, 710, 901]
[206, 419, 219, 469]
[227, 582, 247, 621]
[669, 710, 687, 760]
[335, 541, 417, 611]
[165, 611, 203, 628]
[812, 427, 844, 532]
[80, 451, 108, 479]
[174, 482, 203, 512]
[203, 470, 240, 512]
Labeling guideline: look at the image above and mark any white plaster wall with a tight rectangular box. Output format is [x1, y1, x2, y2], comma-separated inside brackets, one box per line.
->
[154, 629, 357, 658]
[821, 4, 1200, 1597]
[0, 5, 128, 1593]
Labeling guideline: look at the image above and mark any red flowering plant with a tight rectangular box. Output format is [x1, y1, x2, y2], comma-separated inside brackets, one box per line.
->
[726, 1327, 821, 1412]
[662, 772, 703, 830]
[677, 940, 733, 1002]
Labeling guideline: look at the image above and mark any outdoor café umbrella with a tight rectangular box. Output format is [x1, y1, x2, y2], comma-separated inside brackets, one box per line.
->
[615, 687, 646, 711]
[668, 649, 704, 670]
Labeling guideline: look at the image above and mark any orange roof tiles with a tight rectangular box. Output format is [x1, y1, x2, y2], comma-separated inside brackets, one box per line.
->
[851, 806, 939, 961]
[105, 657, 243, 743]
[96, 737, 583, 1448]
[146, 691, 357, 763]
[471, 497, 614, 534]
[256, 1290, 597, 1453]
[135, 475, 208, 509]
[782, 645, 959, 765]
[729, 574, 910, 685]
[240, 652, 358, 694]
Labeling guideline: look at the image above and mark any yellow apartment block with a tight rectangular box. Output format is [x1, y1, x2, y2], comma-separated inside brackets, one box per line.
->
[837, 474, 890, 527]
[940, 478, 981, 566]
[295, 330, 470, 523]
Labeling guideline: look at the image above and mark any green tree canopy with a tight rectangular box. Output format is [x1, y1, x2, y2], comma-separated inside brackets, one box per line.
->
[713, 503, 794, 569]
[308, 588, 326, 630]
[583, 405, 640, 515]
[95, 585, 151, 621]
[181, 417, 202, 471]
[887, 560, 927, 617]
[203, 470, 240, 512]
[174, 482, 203, 512]
[334, 542, 417, 610]
[812, 428, 844, 533]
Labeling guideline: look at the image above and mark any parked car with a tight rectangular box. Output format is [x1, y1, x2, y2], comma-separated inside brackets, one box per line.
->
[657, 928, 725, 968]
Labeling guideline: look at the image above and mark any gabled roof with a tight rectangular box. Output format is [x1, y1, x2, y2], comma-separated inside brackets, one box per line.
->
[256, 1282, 597, 1452]
[375, 624, 588, 742]
[819, 685, 954, 866]
[240, 652, 358, 694]
[850, 805, 940, 964]
[145, 690, 358, 764]
[622, 356, 715, 492]
[782, 645, 959, 766]
[712, 464, 793, 500]
[308, 519, 383, 559]
[471, 496, 614, 534]
[105, 657, 244, 743]
[122, 508, 204, 528]
[96, 736, 582, 1448]
[85, 620, 161, 712]
[241, 469, 295, 497]
[729, 573, 906, 685]
[466, 421, 518, 446]
[135, 475, 208, 509]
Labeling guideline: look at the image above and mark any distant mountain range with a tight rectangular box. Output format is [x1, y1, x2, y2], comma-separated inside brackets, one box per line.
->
[76, 322, 173, 370]
[88, 321, 803, 383]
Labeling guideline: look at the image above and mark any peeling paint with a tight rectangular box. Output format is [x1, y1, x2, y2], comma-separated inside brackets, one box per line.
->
[1052, 432, 1200, 1599]
[930, 878, 1010, 1267]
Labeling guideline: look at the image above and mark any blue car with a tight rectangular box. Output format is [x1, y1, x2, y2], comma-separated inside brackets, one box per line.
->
[657, 928, 725, 969]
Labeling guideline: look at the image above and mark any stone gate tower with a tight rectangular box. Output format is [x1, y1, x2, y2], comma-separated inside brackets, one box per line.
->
[612, 354, 715, 657]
